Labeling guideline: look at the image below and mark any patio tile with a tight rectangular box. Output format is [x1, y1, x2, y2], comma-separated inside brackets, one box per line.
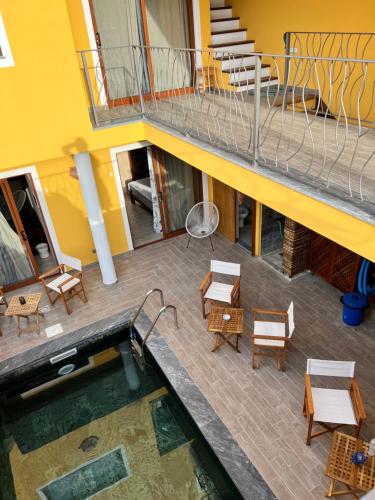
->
[1, 233, 374, 499]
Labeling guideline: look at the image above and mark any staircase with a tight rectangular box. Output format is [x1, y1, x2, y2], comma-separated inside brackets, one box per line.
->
[209, 1, 277, 92]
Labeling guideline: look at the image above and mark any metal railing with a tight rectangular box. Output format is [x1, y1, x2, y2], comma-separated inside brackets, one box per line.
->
[79, 44, 375, 206]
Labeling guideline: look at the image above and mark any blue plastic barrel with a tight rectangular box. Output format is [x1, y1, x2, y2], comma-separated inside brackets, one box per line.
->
[340, 292, 368, 326]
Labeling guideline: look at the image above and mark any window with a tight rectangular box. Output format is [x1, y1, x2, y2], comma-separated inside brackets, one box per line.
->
[0, 13, 14, 68]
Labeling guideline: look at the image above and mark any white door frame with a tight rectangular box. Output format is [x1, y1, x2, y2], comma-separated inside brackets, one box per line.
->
[0, 165, 62, 262]
[110, 141, 151, 251]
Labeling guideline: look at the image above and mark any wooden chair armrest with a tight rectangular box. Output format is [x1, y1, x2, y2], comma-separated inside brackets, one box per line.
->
[351, 377, 366, 420]
[304, 374, 314, 416]
[250, 334, 289, 341]
[252, 308, 287, 320]
[231, 277, 240, 297]
[199, 271, 212, 295]
[39, 265, 63, 281]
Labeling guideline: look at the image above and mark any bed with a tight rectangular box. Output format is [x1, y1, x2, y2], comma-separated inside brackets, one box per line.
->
[127, 177, 153, 212]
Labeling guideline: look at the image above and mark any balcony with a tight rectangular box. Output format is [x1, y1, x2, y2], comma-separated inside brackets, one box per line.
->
[78, 43, 375, 220]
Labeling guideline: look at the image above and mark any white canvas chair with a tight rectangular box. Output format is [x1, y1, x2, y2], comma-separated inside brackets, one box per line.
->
[199, 260, 241, 319]
[251, 302, 295, 371]
[304, 359, 366, 445]
[39, 254, 88, 315]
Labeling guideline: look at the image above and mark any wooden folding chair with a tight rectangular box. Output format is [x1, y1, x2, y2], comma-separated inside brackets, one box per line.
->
[0, 287, 8, 336]
[303, 359, 366, 445]
[39, 254, 88, 315]
[199, 260, 241, 319]
[250, 302, 295, 371]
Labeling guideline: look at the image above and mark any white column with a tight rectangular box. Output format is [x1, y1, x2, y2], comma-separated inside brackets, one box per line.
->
[74, 152, 117, 285]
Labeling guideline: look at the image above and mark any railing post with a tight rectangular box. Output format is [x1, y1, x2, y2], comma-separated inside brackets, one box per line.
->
[252, 55, 262, 164]
[80, 51, 100, 128]
[283, 32, 291, 111]
[131, 46, 145, 115]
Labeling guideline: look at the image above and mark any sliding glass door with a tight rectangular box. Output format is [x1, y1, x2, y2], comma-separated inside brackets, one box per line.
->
[145, 0, 192, 92]
[0, 180, 36, 288]
[152, 148, 201, 237]
[89, 0, 194, 104]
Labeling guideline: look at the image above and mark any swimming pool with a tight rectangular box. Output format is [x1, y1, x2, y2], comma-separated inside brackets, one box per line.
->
[0, 309, 275, 500]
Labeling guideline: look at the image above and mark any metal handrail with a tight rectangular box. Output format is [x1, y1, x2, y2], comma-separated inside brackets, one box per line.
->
[77, 44, 375, 64]
[79, 42, 375, 206]
[141, 305, 179, 348]
[130, 288, 164, 329]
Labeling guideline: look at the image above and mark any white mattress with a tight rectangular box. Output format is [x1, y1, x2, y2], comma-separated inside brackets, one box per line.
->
[128, 177, 152, 200]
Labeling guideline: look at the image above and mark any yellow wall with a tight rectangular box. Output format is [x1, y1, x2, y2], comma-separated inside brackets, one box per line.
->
[144, 123, 375, 262]
[0, 0, 146, 171]
[2, 0, 375, 271]
[35, 147, 128, 265]
[231, 0, 375, 55]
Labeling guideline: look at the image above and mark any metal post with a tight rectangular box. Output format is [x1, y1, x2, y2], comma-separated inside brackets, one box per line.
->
[81, 51, 100, 128]
[131, 46, 145, 115]
[252, 55, 262, 164]
[283, 32, 291, 111]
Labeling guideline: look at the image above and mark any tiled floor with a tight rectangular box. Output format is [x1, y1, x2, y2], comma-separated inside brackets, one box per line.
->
[1, 235, 374, 499]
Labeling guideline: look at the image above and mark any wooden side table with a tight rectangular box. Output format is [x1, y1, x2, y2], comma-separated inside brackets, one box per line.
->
[207, 307, 244, 353]
[5, 293, 44, 336]
[325, 431, 375, 498]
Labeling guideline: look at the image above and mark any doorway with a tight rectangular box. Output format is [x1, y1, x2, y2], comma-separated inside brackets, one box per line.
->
[0, 175, 57, 290]
[237, 192, 256, 253]
[88, 0, 194, 105]
[116, 145, 202, 248]
[260, 205, 285, 272]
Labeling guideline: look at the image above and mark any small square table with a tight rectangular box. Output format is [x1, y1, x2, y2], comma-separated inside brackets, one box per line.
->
[5, 293, 44, 336]
[207, 306, 244, 353]
[325, 431, 375, 498]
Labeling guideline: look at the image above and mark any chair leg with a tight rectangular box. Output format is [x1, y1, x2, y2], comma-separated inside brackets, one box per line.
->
[62, 294, 71, 315]
[80, 282, 88, 304]
[201, 298, 206, 319]
[209, 235, 214, 252]
[186, 235, 191, 248]
[306, 415, 313, 446]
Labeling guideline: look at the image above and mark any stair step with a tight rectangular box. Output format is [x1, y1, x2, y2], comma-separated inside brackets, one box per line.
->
[210, 7, 232, 20]
[211, 17, 240, 23]
[214, 52, 262, 61]
[222, 64, 270, 73]
[211, 29, 247, 45]
[211, 28, 246, 35]
[231, 76, 278, 90]
[209, 39, 255, 49]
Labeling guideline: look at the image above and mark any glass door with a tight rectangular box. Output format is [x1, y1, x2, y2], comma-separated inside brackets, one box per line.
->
[152, 148, 201, 237]
[89, 0, 194, 106]
[237, 192, 255, 253]
[143, 0, 193, 94]
[0, 180, 36, 289]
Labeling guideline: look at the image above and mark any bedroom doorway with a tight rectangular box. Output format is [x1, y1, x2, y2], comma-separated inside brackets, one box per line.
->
[116, 145, 202, 248]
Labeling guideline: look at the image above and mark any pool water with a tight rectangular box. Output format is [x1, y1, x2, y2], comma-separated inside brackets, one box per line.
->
[0, 341, 239, 499]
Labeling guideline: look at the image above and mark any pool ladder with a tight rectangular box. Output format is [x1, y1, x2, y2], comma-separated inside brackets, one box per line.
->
[130, 289, 179, 371]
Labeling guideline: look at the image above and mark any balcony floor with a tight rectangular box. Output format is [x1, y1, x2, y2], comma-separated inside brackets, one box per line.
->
[98, 91, 375, 212]
[1, 235, 374, 499]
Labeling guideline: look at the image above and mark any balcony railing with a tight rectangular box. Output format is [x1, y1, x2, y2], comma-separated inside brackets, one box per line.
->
[79, 45, 375, 208]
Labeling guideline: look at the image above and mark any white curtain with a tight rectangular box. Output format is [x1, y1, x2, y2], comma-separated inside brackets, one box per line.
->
[145, 0, 191, 91]
[92, 0, 142, 100]
[0, 211, 33, 286]
[147, 148, 162, 234]
[162, 153, 195, 232]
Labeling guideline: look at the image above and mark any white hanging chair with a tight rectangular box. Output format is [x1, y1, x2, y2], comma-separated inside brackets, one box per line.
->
[185, 202, 219, 251]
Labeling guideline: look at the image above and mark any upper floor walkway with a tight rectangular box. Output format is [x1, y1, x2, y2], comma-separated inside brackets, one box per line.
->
[79, 43, 375, 223]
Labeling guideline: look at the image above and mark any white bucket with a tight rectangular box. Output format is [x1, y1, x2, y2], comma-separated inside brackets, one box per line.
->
[35, 243, 49, 259]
